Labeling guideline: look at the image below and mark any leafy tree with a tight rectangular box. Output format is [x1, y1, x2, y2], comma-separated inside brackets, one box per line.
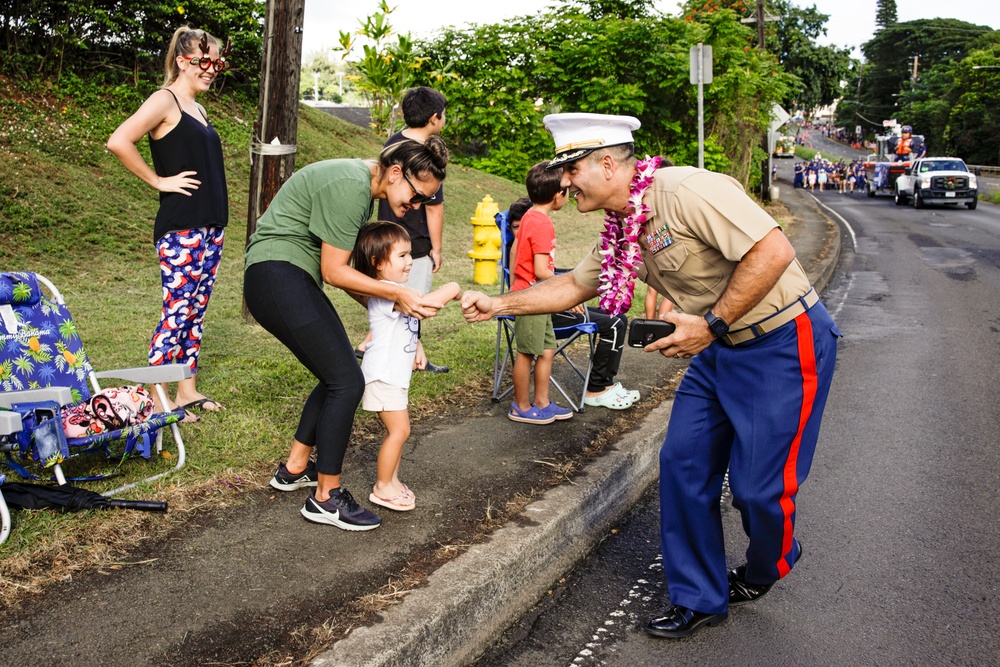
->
[859, 18, 994, 133]
[947, 53, 1000, 164]
[681, 0, 852, 117]
[561, 0, 655, 20]
[299, 50, 345, 103]
[765, 0, 853, 112]
[336, 0, 425, 137]
[414, 6, 795, 188]
[875, 0, 897, 30]
[413, 20, 553, 181]
[0, 0, 264, 94]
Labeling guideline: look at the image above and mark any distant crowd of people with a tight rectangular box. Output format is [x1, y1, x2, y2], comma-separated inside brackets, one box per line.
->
[793, 157, 868, 194]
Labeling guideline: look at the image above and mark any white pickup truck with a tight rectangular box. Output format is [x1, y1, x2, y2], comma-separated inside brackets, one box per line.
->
[894, 157, 979, 210]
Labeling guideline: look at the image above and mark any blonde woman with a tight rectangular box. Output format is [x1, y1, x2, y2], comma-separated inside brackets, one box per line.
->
[107, 26, 231, 421]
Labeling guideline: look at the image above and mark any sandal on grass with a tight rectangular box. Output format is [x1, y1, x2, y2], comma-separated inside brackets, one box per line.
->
[370, 490, 416, 512]
[180, 409, 200, 424]
[180, 397, 223, 412]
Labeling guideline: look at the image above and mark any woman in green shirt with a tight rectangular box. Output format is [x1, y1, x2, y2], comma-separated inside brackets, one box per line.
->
[244, 137, 449, 531]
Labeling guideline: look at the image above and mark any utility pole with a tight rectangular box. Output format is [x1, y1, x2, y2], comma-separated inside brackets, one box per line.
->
[739, 2, 778, 198]
[243, 0, 306, 322]
[911, 55, 919, 87]
[756, 0, 771, 200]
[756, 0, 766, 51]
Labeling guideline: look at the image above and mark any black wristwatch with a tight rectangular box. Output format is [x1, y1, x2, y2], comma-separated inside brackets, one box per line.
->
[704, 311, 729, 338]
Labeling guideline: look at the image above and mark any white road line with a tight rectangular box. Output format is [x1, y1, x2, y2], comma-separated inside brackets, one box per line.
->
[570, 556, 665, 665]
[806, 191, 858, 254]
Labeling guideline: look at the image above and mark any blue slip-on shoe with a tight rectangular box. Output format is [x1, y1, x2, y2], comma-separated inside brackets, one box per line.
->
[508, 402, 556, 425]
[537, 401, 574, 421]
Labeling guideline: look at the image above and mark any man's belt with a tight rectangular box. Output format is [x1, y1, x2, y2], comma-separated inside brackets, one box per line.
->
[721, 288, 819, 346]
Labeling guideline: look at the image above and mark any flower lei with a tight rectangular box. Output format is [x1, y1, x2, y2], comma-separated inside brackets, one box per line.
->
[598, 155, 662, 316]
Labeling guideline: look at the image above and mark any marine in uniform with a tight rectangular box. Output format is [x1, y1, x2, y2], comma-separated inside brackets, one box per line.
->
[461, 113, 841, 638]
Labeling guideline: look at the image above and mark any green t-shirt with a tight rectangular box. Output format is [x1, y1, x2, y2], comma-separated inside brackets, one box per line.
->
[244, 158, 375, 286]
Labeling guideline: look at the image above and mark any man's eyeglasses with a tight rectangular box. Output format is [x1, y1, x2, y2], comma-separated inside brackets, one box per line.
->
[402, 172, 435, 205]
[181, 55, 231, 73]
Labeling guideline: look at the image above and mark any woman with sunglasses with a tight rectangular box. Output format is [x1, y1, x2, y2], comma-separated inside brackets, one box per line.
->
[244, 137, 450, 531]
[107, 26, 231, 421]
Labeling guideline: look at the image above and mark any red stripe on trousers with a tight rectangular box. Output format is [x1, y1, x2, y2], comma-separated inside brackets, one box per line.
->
[776, 312, 818, 578]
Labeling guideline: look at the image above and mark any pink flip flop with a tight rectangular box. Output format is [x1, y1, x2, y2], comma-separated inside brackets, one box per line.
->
[369, 490, 416, 512]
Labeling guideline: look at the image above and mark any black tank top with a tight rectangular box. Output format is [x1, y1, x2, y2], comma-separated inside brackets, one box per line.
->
[148, 90, 229, 242]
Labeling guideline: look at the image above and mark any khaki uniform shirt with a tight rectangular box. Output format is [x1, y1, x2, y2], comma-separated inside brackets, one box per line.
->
[572, 167, 811, 331]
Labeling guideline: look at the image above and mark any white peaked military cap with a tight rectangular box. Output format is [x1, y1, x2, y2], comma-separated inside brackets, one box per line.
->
[543, 113, 641, 169]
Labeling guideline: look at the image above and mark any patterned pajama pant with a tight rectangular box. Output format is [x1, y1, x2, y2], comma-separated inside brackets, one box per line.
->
[149, 226, 225, 373]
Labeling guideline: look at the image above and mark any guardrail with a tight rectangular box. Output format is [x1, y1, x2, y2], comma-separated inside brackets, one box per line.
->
[969, 164, 1000, 176]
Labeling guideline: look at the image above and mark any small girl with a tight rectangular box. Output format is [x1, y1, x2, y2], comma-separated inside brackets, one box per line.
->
[351, 221, 461, 511]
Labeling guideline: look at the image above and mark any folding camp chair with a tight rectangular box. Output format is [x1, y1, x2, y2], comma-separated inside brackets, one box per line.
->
[1, 387, 73, 545]
[0, 271, 192, 495]
[0, 408, 20, 545]
[490, 209, 598, 412]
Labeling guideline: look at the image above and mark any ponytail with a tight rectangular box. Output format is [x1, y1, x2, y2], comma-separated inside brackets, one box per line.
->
[378, 135, 449, 182]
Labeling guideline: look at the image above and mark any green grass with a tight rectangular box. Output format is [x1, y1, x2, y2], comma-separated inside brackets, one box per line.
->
[794, 146, 817, 161]
[0, 74, 649, 575]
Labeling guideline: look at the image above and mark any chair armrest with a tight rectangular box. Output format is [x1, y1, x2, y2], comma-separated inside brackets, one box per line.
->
[0, 387, 75, 410]
[94, 365, 192, 384]
[0, 410, 23, 436]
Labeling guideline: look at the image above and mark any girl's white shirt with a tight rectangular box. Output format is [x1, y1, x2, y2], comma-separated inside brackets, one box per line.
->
[361, 280, 419, 389]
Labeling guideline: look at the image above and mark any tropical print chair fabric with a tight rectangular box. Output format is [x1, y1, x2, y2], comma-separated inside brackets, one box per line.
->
[0, 272, 93, 403]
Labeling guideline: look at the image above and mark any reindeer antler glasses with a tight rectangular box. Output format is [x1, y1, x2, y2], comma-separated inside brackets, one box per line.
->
[182, 35, 233, 73]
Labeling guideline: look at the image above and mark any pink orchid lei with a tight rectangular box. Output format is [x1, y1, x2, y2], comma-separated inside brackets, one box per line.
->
[598, 155, 662, 316]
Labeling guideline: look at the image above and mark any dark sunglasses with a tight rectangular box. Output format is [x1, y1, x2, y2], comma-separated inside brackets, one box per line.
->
[181, 55, 231, 73]
[402, 172, 435, 205]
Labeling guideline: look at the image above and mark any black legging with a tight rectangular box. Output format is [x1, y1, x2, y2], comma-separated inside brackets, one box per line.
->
[550, 307, 627, 392]
[244, 261, 364, 475]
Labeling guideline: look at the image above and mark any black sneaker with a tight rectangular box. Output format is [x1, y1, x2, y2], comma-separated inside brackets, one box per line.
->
[300, 488, 381, 531]
[269, 461, 318, 491]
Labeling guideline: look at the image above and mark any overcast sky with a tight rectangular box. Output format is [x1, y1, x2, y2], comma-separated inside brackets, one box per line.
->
[301, 0, 1000, 61]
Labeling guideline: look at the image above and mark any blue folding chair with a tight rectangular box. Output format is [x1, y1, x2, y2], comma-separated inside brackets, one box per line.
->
[0, 387, 73, 545]
[0, 271, 192, 495]
[490, 210, 598, 412]
[0, 409, 20, 545]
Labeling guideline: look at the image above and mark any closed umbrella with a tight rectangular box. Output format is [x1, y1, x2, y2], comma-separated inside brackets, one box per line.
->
[1, 483, 167, 512]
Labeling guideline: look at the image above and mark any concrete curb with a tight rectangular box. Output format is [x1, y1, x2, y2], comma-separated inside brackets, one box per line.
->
[313, 401, 673, 667]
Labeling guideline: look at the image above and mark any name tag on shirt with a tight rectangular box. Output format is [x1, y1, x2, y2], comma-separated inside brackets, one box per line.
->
[646, 226, 674, 255]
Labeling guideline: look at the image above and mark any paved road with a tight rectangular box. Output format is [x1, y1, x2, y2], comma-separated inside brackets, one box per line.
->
[479, 160, 1000, 665]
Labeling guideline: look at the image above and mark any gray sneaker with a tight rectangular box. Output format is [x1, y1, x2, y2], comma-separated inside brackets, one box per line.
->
[269, 461, 318, 491]
[300, 488, 381, 531]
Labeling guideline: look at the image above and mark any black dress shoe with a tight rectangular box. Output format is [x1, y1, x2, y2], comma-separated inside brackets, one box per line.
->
[422, 362, 450, 373]
[729, 539, 802, 606]
[728, 565, 773, 606]
[644, 605, 728, 638]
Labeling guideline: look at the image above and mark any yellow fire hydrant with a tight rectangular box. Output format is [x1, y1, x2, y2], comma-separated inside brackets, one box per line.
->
[468, 194, 502, 285]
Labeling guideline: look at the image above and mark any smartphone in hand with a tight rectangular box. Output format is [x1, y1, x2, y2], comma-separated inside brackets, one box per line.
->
[628, 318, 677, 348]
